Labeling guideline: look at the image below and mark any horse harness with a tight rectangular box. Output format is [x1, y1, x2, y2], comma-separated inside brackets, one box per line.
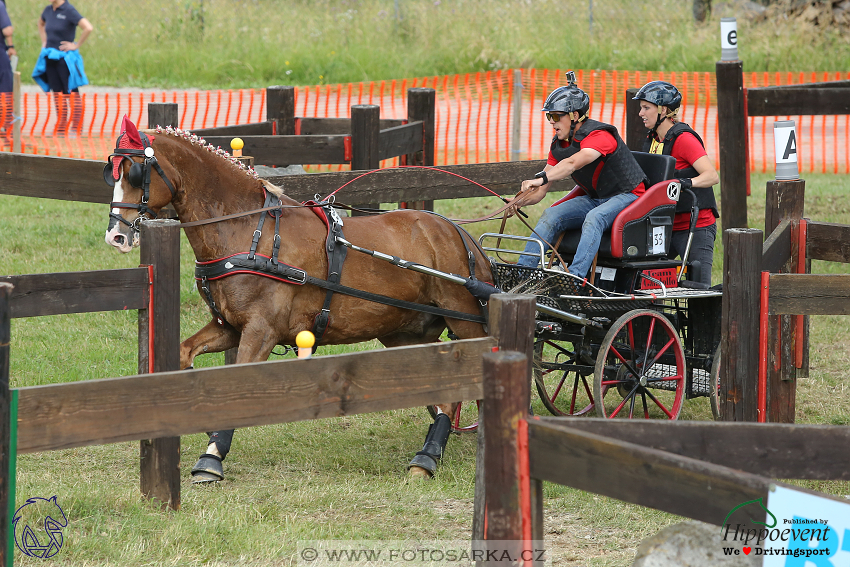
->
[195, 193, 490, 343]
[104, 132, 178, 233]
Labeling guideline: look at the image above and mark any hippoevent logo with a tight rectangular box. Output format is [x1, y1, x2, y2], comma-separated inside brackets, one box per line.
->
[721, 496, 836, 561]
[13, 496, 68, 559]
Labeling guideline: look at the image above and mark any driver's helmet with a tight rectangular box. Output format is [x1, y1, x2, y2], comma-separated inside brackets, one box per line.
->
[542, 85, 590, 116]
[633, 81, 682, 111]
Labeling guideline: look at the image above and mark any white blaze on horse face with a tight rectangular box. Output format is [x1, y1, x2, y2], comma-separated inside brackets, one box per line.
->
[104, 176, 135, 253]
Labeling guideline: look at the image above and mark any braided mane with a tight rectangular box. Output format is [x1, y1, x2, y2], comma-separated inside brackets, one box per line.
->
[151, 125, 262, 181]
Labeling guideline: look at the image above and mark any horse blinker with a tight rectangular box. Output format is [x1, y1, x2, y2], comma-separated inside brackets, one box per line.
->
[128, 162, 144, 188]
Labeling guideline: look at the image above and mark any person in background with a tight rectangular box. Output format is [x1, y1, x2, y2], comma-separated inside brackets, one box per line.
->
[634, 81, 720, 286]
[33, 0, 92, 135]
[508, 73, 648, 288]
[0, 0, 15, 146]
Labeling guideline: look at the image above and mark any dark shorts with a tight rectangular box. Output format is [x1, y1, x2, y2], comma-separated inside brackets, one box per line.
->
[671, 222, 717, 286]
[0, 53, 12, 93]
[44, 57, 79, 95]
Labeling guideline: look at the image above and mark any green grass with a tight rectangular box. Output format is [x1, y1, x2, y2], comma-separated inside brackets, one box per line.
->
[6, 0, 850, 89]
[4, 172, 850, 565]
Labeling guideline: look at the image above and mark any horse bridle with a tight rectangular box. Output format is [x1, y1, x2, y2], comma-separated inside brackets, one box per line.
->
[103, 132, 177, 233]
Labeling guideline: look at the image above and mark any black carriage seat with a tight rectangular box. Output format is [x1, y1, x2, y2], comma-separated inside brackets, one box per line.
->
[554, 152, 679, 261]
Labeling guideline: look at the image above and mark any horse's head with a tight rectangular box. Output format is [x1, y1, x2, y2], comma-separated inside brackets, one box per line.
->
[104, 116, 178, 253]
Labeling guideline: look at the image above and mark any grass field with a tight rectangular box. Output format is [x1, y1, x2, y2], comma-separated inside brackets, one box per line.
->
[5, 0, 850, 89]
[3, 171, 850, 565]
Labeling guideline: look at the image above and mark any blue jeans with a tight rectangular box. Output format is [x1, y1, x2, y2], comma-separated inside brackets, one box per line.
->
[516, 192, 639, 278]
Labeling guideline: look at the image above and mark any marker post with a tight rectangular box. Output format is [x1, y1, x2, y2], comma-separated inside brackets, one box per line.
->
[716, 17, 749, 230]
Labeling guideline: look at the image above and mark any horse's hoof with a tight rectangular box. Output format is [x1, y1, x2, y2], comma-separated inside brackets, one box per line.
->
[191, 453, 224, 484]
[408, 452, 437, 477]
[408, 465, 433, 479]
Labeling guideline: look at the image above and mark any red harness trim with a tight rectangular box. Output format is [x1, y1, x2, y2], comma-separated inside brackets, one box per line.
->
[195, 252, 307, 285]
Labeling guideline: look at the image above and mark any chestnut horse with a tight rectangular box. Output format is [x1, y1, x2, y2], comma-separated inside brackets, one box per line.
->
[103, 119, 494, 482]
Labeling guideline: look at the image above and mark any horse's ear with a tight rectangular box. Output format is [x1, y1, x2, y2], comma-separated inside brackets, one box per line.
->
[120, 115, 143, 147]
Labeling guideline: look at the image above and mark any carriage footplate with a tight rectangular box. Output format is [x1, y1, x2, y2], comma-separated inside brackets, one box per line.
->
[191, 454, 224, 483]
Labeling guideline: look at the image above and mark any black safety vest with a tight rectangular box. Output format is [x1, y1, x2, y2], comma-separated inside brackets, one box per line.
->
[550, 119, 647, 200]
[642, 122, 719, 218]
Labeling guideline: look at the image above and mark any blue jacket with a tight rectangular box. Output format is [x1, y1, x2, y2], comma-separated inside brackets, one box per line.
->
[32, 47, 89, 92]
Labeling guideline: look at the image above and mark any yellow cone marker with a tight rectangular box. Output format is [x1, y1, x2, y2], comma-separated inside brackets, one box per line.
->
[296, 330, 315, 359]
[231, 137, 244, 158]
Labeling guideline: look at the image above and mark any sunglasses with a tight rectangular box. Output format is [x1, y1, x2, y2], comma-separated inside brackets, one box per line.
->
[546, 112, 567, 122]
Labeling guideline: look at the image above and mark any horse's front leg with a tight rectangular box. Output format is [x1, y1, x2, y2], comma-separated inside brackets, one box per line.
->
[180, 319, 240, 370]
[191, 320, 281, 484]
[408, 402, 458, 479]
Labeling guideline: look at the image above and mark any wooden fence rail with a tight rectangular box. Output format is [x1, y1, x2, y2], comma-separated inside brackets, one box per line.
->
[0, 153, 552, 205]
[1, 291, 533, 566]
[0, 268, 149, 318]
[477, 351, 850, 563]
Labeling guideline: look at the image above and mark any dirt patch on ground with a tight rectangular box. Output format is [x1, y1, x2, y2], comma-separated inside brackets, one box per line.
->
[431, 498, 645, 566]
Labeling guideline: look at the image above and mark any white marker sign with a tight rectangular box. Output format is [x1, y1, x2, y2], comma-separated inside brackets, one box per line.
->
[721, 18, 738, 61]
[773, 120, 799, 180]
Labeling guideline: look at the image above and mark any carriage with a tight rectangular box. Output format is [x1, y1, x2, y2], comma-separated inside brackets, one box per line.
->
[448, 151, 724, 427]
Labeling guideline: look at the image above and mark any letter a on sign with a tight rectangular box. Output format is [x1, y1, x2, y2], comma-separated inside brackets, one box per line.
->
[783, 130, 797, 161]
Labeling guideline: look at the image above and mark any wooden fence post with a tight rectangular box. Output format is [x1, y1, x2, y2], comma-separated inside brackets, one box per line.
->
[473, 294, 539, 555]
[0, 283, 12, 567]
[267, 86, 295, 136]
[716, 61, 749, 230]
[765, 179, 807, 423]
[148, 102, 179, 130]
[148, 103, 179, 219]
[721, 228, 762, 421]
[404, 88, 436, 211]
[624, 87, 645, 151]
[138, 219, 181, 510]
[350, 104, 381, 215]
[481, 350, 528, 561]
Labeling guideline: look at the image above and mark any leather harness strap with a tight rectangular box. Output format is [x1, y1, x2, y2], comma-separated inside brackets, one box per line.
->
[310, 203, 348, 341]
[195, 200, 488, 342]
[195, 254, 487, 326]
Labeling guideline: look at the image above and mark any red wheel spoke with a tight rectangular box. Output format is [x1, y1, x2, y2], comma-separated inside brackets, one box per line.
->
[627, 320, 636, 365]
[646, 375, 684, 384]
[642, 392, 649, 418]
[609, 384, 638, 418]
[552, 372, 567, 400]
[644, 389, 674, 418]
[581, 376, 594, 404]
[609, 345, 641, 378]
[569, 374, 580, 414]
[643, 317, 657, 366]
[645, 336, 677, 371]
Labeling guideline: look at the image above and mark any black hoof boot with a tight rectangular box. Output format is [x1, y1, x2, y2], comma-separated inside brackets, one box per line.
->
[408, 413, 452, 477]
[191, 454, 224, 484]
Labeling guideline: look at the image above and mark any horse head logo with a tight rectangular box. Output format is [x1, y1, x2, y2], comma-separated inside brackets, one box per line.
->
[13, 496, 68, 558]
[720, 497, 778, 535]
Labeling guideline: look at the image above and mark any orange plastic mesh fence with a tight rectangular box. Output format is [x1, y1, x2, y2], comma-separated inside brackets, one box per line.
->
[1, 69, 848, 174]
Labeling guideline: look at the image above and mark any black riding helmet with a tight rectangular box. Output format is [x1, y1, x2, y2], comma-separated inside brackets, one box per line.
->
[633, 81, 682, 136]
[542, 72, 590, 142]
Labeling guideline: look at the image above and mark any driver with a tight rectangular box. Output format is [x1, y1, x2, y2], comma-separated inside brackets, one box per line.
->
[509, 73, 648, 287]
[634, 80, 719, 286]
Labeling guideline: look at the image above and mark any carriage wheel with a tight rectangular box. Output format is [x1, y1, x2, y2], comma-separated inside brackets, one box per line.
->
[594, 309, 686, 420]
[533, 339, 597, 416]
[427, 402, 479, 433]
[709, 345, 722, 421]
